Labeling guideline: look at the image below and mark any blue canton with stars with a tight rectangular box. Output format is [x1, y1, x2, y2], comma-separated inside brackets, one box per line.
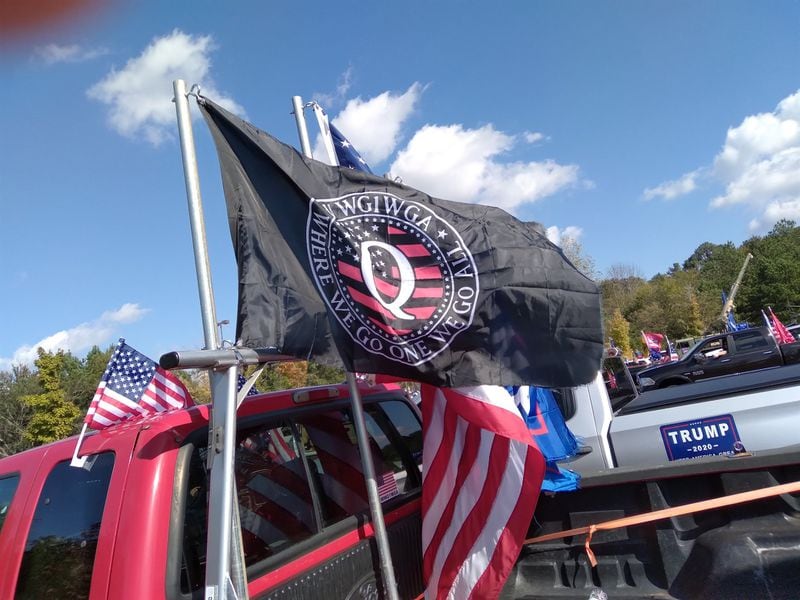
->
[331, 122, 374, 174]
[103, 340, 158, 401]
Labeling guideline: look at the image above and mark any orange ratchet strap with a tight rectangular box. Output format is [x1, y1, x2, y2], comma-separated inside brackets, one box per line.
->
[525, 479, 800, 567]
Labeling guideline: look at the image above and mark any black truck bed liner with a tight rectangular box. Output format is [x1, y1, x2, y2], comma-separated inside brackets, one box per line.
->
[504, 448, 800, 599]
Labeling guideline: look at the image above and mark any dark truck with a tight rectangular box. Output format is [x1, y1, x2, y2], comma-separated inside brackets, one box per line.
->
[636, 326, 800, 389]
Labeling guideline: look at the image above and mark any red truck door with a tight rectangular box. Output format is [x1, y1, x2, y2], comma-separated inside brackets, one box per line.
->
[165, 390, 425, 600]
[0, 426, 139, 600]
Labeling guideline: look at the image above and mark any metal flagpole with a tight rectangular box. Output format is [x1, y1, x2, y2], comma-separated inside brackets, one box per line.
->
[293, 96, 400, 600]
[173, 79, 248, 600]
[309, 102, 338, 165]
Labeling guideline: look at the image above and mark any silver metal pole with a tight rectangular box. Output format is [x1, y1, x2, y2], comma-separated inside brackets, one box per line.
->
[173, 79, 219, 351]
[291, 96, 399, 600]
[291, 96, 313, 157]
[205, 366, 240, 599]
[346, 373, 400, 599]
[173, 79, 247, 600]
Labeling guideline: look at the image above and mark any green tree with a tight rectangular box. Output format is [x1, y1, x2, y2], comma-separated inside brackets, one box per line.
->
[687, 241, 749, 330]
[62, 345, 114, 413]
[0, 365, 41, 457]
[177, 369, 212, 405]
[22, 349, 82, 445]
[738, 220, 800, 323]
[606, 309, 632, 357]
[306, 361, 345, 386]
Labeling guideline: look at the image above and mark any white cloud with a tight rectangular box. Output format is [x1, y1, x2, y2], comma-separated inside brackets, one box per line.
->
[645, 89, 800, 231]
[308, 82, 580, 210]
[312, 66, 354, 109]
[546, 225, 583, 246]
[709, 91, 800, 230]
[643, 169, 701, 200]
[390, 123, 580, 211]
[87, 29, 243, 146]
[35, 43, 108, 65]
[0, 303, 148, 370]
[524, 131, 547, 144]
[330, 83, 422, 164]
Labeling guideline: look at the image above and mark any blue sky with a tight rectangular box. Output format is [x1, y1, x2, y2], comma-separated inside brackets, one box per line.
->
[2, 1, 800, 368]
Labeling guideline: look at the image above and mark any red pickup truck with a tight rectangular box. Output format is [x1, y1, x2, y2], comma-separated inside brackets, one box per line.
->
[0, 382, 425, 599]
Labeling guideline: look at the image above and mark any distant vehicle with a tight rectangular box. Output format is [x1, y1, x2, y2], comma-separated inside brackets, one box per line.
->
[637, 326, 800, 389]
[568, 356, 800, 473]
[675, 336, 705, 356]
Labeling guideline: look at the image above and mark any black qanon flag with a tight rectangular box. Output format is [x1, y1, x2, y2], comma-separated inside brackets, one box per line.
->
[199, 97, 603, 388]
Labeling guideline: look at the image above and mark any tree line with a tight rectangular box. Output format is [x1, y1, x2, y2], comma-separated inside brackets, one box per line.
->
[600, 219, 800, 357]
[2, 220, 798, 455]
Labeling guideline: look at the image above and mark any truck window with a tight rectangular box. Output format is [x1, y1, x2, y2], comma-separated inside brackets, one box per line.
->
[696, 337, 728, 359]
[178, 398, 423, 595]
[366, 400, 423, 490]
[733, 330, 770, 351]
[0, 473, 20, 534]
[602, 357, 637, 410]
[15, 453, 115, 600]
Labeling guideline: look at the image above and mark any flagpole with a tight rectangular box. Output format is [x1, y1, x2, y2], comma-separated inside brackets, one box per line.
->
[310, 102, 338, 164]
[69, 423, 90, 468]
[173, 79, 248, 600]
[292, 96, 400, 600]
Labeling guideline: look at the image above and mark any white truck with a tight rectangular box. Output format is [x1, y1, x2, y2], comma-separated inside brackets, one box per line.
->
[557, 357, 800, 476]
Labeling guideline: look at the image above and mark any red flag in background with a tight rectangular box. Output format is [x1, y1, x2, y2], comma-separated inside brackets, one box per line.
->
[421, 385, 544, 600]
[642, 331, 664, 352]
[769, 307, 796, 345]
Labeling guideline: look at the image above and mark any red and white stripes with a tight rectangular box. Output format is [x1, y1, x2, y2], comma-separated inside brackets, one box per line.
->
[421, 385, 544, 600]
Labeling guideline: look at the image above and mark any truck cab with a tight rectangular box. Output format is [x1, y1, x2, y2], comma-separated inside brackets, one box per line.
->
[0, 382, 425, 599]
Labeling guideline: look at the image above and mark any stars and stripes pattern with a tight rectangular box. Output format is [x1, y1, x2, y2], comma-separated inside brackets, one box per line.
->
[237, 429, 316, 554]
[303, 412, 399, 516]
[330, 122, 373, 173]
[84, 339, 192, 430]
[421, 385, 544, 600]
[332, 217, 450, 340]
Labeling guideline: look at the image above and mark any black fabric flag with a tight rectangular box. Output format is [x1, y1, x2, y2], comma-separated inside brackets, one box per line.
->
[199, 97, 603, 388]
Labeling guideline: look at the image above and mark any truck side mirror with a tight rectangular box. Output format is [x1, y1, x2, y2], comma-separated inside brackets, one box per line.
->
[694, 354, 707, 363]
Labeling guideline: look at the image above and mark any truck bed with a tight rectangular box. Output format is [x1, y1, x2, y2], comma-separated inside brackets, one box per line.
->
[503, 446, 800, 599]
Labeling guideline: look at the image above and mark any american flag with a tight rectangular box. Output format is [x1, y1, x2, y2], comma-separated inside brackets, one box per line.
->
[769, 307, 796, 345]
[84, 339, 192, 430]
[421, 385, 544, 599]
[330, 122, 373, 173]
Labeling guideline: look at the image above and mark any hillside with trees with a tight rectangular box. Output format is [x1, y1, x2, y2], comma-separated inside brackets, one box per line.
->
[600, 219, 800, 352]
[1, 220, 798, 454]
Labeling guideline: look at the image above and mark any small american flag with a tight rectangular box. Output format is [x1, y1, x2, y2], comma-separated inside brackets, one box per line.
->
[84, 339, 193, 430]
